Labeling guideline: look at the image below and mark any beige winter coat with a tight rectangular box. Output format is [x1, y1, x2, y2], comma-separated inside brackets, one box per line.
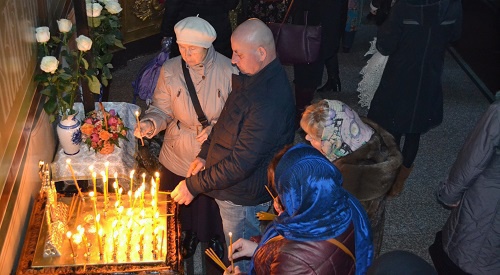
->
[143, 46, 238, 176]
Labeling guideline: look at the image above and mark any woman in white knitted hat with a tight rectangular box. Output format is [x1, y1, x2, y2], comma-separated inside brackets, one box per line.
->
[135, 16, 239, 261]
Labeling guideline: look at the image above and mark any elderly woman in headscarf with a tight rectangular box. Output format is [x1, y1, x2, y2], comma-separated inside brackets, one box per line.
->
[225, 143, 373, 275]
[300, 99, 402, 257]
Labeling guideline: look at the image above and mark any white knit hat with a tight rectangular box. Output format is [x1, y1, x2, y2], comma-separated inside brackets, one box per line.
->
[174, 16, 216, 48]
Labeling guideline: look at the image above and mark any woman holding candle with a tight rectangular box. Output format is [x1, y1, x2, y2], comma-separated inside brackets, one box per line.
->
[226, 144, 373, 274]
[134, 16, 237, 260]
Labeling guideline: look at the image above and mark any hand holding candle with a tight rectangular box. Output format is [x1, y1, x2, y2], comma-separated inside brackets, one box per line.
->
[135, 111, 145, 146]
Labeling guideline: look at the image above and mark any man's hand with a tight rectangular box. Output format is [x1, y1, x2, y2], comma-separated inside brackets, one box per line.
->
[134, 120, 154, 138]
[171, 180, 194, 205]
[186, 157, 206, 177]
[195, 126, 212, 144]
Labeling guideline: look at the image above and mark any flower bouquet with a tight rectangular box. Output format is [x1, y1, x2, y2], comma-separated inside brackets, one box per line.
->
[81, 103, 129, 154]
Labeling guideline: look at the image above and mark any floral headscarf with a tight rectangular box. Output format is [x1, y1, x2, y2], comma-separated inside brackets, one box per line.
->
[321, 100, 374, 161]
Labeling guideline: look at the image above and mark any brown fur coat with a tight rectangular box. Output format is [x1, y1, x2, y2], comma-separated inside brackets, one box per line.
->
[335, 118, 402, 201]
[334, 118, 402, 257]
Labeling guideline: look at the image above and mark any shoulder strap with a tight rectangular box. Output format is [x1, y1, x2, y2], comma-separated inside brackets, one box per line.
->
[181, 59, 209, 128]
[266, 235, 356, 263]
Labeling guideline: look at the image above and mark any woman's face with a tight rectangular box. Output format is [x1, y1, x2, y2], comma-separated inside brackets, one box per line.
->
[178, 43, 208, 67]
[304, 132, 322, 152]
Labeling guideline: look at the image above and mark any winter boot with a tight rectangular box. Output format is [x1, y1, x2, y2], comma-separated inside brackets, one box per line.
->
[317, 76, 341, 93]
[387, 165, 413, 197]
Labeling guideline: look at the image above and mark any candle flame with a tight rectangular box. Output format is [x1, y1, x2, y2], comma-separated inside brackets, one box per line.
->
[66, 231, 72, 238]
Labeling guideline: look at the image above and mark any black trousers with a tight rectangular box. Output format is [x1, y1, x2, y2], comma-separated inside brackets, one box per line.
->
[159, 166, 224, 243]
[428, 231, 470, 275]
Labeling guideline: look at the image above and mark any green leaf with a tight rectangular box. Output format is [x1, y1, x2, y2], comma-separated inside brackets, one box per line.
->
[114, 40, 125, 49]
[88, 17, 102, 28]
[101, 77, 109, 87]
[87, 75, 101, 94]
[106, 63, 114, 69]
[59, 73, 72, 80]
[43, 97, 57, 114]
[82, 57, 89, 70]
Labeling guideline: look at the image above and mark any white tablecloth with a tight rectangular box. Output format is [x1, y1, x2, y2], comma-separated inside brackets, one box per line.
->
[51, 102, 141, 188]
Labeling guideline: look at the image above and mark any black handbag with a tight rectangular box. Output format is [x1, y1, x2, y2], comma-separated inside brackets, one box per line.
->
[266, 0, 322, 65]
[181, 59, 209, 129]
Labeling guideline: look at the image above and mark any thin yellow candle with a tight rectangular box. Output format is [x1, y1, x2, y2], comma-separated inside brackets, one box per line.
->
[98, 227, 104, 256]
[118, 187, 123, 204]
[66, 159, 84, 199]
[101, 171, 108, 206]
[150, 177, 157, 213]
[129, 170, 135, 192]
[66, 232, 76, 262]
[92, 172, 97, 195]
[135, 111, 145, 146]
[89, 192, 98, 221]
[128, 190, 133, 208]
[104, 162, 110, 203]
[154, 172, 160, 206]
[229, 232, 234, 271]
[113, 180, 119, 201]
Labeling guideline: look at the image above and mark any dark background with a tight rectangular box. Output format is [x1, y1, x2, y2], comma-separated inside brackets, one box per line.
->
[452, 0, 500, 100]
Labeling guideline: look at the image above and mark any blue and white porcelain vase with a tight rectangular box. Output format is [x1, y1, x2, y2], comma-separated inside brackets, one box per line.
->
[57, 113, 82, 155]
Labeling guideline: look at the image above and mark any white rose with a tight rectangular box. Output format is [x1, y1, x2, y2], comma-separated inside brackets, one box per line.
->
[105, 2, 122, 14]
[75, 35, 92, 52]
[57, 19, 72, 33]
[86, 3, 103, 17]
[40, 56, 59, 74]
[35, 26, 50, 43]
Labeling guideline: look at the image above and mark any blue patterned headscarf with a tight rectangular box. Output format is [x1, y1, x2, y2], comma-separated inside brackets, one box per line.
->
[250, 144, 373, 274]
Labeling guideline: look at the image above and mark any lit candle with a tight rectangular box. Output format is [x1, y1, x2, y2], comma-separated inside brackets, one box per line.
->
[154, 172, 160, 205]
[89, 192, 98, 221]
[129, 170, 135, 192]
[113, 178, 119, 201]
[128, 190, 133, 208]
[118, 187, 123, 204]
[151, 177, 157, 213]
[92, 171, 97, 195]
[104, 162, 110, 203]
[135, 111, 145, 146]
[229, 232, 234, 271]
[66, 159, 84, 199]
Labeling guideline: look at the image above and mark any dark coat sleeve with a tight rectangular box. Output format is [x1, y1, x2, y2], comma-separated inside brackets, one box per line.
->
[376, 0, 404, 56]
[437, 102, 500, 206]
[188, 99, 288, 194]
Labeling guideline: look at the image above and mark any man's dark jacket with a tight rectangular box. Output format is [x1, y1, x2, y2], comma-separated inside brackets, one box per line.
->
[186, 59, 296, 206]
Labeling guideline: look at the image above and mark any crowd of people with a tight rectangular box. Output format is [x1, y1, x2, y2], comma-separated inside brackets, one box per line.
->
[131, 1, 499, 274]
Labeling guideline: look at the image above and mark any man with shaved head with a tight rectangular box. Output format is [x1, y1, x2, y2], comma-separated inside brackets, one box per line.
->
[171, 18, 296, 271]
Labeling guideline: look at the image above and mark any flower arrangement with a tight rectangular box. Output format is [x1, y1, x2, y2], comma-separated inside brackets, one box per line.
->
[35, 19, 101, 122]
[86, 0, 125, 87]
[81, 104, 129, 154]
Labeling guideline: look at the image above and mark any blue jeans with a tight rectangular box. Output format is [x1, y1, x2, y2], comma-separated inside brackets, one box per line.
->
[216, 199, 271, 273]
